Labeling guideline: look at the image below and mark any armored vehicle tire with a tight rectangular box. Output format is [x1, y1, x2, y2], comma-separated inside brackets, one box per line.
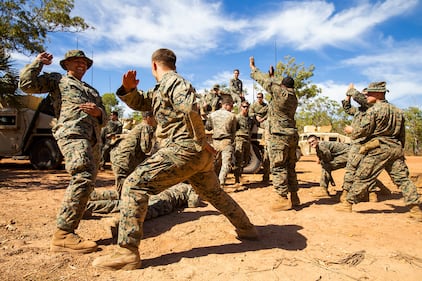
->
[243, 143, 262, 174]
[30, 138, 63, 170]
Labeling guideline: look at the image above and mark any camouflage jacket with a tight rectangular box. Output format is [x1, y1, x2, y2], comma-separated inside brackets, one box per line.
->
[249, 100, 268, 119]
[235, 113, 254, 140]
[250, 69, 297, 135]
[205, 108, 237, 141]
[102, 120, 123, 143]
[116, 71, 206, 152]
[19, 59, 107, 143]
[352, 100, 405, 147]
[229, 78, 243, 97]
[316, 141, 350, 165]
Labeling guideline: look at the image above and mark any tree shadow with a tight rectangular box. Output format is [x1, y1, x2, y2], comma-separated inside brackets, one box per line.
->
[141, 224, 307, 269]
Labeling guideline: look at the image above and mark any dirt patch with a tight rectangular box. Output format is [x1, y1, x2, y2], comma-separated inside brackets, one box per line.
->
[1, 156, 421, 280]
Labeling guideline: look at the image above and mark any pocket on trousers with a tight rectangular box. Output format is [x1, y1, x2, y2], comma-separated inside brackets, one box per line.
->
[349, 154, 363, 169]
[355, 156, 375, 179]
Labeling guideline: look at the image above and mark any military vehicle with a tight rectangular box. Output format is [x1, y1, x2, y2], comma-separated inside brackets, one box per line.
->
[0, 95, 63, 169]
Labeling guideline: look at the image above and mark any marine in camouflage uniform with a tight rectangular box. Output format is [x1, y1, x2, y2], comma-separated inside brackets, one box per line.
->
[200, 84, 223, 117]
[336, 82, 422, 220]
[307, 135, 350, 197]
[93, 49, 257, 271]
[205, 95, 237, 187]
[249, 57, 300, 211]
[86, 112, 199, 219]
[19, 50, 107, 253]
[229, 69, 244, 106]
[249, 93, 270, 182]
[341, 87, 390, 201]
[233, 101, 254, 184]
[99, 111, 123, 169]
[249, 92, 268, 127]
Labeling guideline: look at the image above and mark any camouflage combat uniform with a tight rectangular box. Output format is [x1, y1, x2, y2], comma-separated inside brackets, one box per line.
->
[250, 69, 299, 198]
[19, 59, 107, 233]
[86, 122, 197, 219]
[99, 118, 123, 168]
[200, 90, 222, 116]
[315, 141, 350, 190]
[233, 111, 254, 183]
[115, 70, 254, 249]
[229, 77, 243, 106]
[249, 99, 268, 125]
[345, 92, 420, 205]
[342, 90, 385, 194]
[205, 107, 237, 186]
[87, 121, 156, 212]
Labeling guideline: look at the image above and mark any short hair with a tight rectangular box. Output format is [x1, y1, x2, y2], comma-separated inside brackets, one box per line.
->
[256, 92, 263, 98]
[233, 69, 240, 73]
[141, 111, 153, 118]
[282, 76, 294, 88]
[307, 134, 318, 141]
[111, 111, 119, 117]
[241, 101, 250, 107]
[152, 48, 176, 69]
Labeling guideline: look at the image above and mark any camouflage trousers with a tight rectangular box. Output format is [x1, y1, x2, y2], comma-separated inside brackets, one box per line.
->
[212, 139, 234, 185]
[268, 133, 299, 197]
[320, 153, 348, 189]
[110, 124, 148, 195]
[343, 144, 387, 193]
[346, 144, 420, 205]
[86, 183, 194, 220]
[233, 137, 250, 182]
[261, 145, 271, 181]
[118, 143, 254, 248]
[56, 138, 100, 232]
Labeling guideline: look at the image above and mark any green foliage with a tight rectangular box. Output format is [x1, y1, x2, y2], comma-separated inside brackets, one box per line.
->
[403, 107, 422, 156]
[101, 93, 123, 116]
[1, 0, 90, 55]
[131, 111, 143, 123]
[296, 96, 352, 133]
[273, 55, 321, 102]
[0, 48, 21, 107]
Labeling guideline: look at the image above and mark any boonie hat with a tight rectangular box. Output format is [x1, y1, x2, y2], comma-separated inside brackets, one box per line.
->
[60, 50, 93, 70]
[366, 81, 387, 93]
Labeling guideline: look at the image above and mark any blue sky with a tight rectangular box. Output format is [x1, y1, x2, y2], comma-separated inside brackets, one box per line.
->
[13, 0, 422, 116]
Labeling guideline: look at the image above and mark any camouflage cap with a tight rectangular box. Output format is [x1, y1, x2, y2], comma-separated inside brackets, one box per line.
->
[366, 81, 387, 93]
[60, 50, 93, 70]
[213, 84, 220, 89]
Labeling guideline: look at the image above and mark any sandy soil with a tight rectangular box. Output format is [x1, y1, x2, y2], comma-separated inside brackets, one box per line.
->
[0, 155, 421, 281]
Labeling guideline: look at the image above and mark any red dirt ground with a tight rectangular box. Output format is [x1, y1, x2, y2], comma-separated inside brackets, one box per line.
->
[1, 155, 421, 280]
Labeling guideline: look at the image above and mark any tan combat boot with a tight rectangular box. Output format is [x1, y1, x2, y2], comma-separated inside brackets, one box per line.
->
[312, 186, 330, 198]
[235, 225, 259, 240]
[92, 246, 141, 270]
[368, 192, 378, 203]
[409, 204, 422, 222]
[50, 229, 97, 253]
[339, 190, 348, 203]
[334, 201, 353, 213]
[271, 195, 291, 211]
[291, 192, 300, 207]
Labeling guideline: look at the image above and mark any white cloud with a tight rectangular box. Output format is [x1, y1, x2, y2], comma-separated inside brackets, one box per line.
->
[73, 0, 247, 68]
[240, 0, 418, 50]
[341, 43, 422, 99]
